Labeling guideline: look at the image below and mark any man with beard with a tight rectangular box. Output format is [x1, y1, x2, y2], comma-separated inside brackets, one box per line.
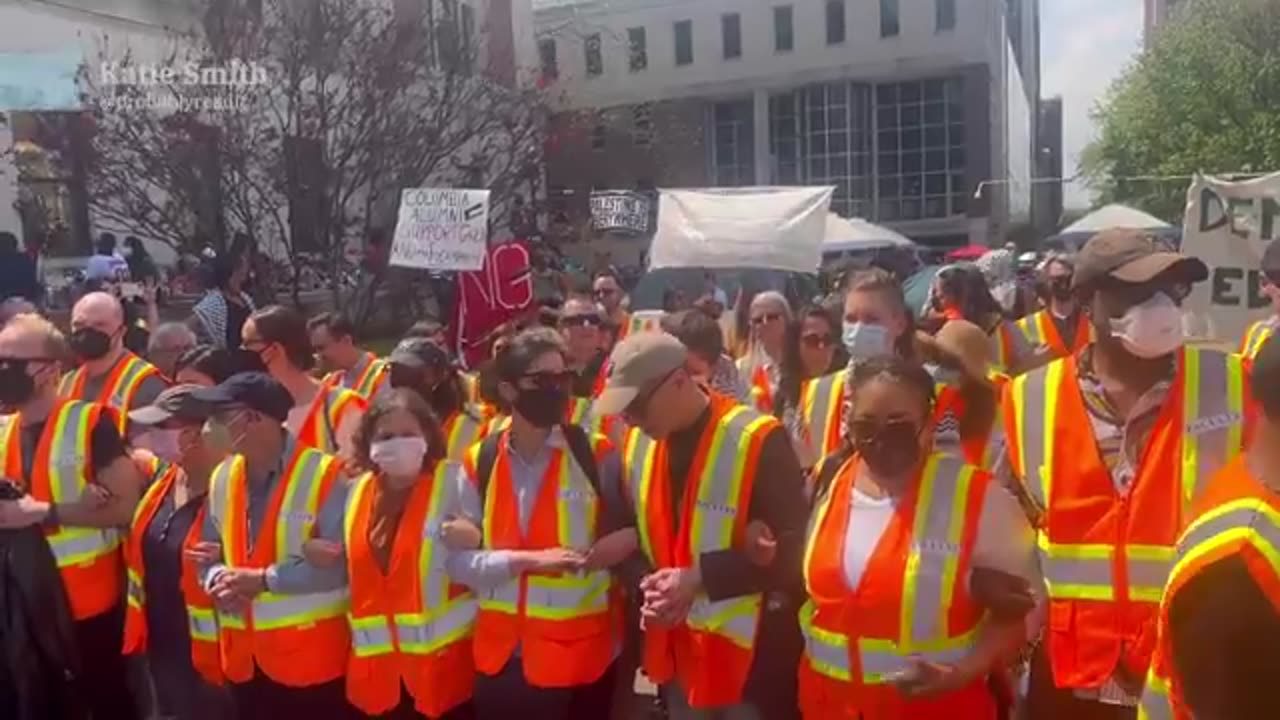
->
[59, 291, 169, 436]
[1016, 254, 1091, 372]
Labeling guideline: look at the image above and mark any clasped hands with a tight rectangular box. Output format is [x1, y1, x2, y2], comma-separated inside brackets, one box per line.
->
[185, 541, 267, 614]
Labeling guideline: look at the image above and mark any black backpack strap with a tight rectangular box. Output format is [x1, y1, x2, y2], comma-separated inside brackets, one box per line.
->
[560, 423, 602, 496]
[475, 431, 504, 503]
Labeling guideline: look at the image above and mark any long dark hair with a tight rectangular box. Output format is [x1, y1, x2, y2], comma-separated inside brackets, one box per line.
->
[937, 265, 1007, 328]
[352, 388, 447, 475]
[775, 304, 840, 420]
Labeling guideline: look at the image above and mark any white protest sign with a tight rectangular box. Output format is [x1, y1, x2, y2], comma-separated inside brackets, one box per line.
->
[1182, 172, 1280, 342]
[390, 188, 490, 271]
[649, 186, 833, 273]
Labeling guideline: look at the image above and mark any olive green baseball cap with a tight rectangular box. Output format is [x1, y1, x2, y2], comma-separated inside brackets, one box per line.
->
[593, 331, 688, 416]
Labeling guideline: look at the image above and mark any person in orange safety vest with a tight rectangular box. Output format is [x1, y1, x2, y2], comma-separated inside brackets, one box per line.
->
[1240, 240, 1280, 360]
[0, 312, 146, 718]
[187, 372, 355, 717]
[1000, 229, 1252, 719]
[1139, 338, 1280, 720]
[448, 328, 634, 720]
[310, 311, 390, 402]
[385, 337, 493, 461]
[1017, 254, 1092, 372]
[925, 320, 1006, 470]
[59, 291, 169, 436]
[800, 356, 1035, 719]
[124, 384, 235, 718]
[599, 330, 810, 718]
[241, 305, 367, 457]
[343, 389, 477, 719]
[736, 291, 793, 414]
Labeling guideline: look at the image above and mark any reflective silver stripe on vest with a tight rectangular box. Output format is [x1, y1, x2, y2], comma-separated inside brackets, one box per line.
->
[525, 573, 611, 618]
[558, 442, 598, 551]
[1179, 349, 1244, 506]
[1010, 365, 1051, 510]
[799, 600, 851, 680]
[350, 617, 395, 657]
[276, 449, 329, 557]
[250, 588, 349, 629]
[1017, 313, 1046, 347]
[904, 455, 974, 648]
[803, 371, 844, 453]
[207, 456, 238, 535]
[46, 402, 120, 566]
[1177, 505, 1280, 560]
[109, 357, 152, 410]
[188, 608, 218, 642]
[397, 599, 478, 653]
[858, 637, 973, 684]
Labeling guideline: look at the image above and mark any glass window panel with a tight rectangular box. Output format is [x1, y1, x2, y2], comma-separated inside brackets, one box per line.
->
[926, 149, 947, 169]
[950, 173, 967, 193]
[829, 107, 847, 129]
[876, 106, 899, 129]
[878, 176, 900, 196]
[876, 84, 897, 104]
[830, 132, 848, 154]
[809, 158, 827, 177]
[901, 198, 922, 220]
[924, 102, 946, 124]
[903, 152, 922, 173]
[879, 131, 899, 151]
[948, 123, 966, 145]
[675, 20, 694, 65]
[925, 126, 947, 149]
[925, 173, 947, 194]
[901, 104, 921, 126]
[879, 200, 900, 221]
[902, 128, 922, 151]
[878, 153, 899, 173]
[924, 79, 946, 102]
[826, 1, 846, 45]
[901, 82, 922, 103]
[925, 197, 948, 218]
[952, 192, 968, 213]
[810, 134, 828, 153]
[774, 6, 794, 53]
[949, 147, 966, 168]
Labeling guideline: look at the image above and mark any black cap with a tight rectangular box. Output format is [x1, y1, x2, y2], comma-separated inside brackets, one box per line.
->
[187, 371, 293, 422]
[129, 384, 215, 426]
[1262, 241, 1280, 283]
[388, 337, 451, 370]
[1073, 228, 1208, 291]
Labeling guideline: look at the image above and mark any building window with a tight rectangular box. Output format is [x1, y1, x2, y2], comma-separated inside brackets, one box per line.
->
[769, 83, 873, 218]
[590, 112, 607, 152]
[538, 38, 558, 81]
[711, 100, 755, 186]
[875, 77, 967, 221]
[674, 20, 694, 66]
[633, 104, 653, 147]
[774, 6, 794, 53]
[880, 0, 900, 37]
[826, 1, 846, 45]
[628, 27, 647, 71]
[585, 33, 603, 76]
[721, 13, 741, 60]
[936, 0, 956, 31]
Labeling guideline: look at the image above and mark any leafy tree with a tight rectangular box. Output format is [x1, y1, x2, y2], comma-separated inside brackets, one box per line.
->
[1081, 0, 1280, 221]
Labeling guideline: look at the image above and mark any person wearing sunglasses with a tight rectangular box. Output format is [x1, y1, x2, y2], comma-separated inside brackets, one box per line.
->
[598, 331, 809, 719]
[999, 229, 1251, 719]
[446, 327, 631, 720]
[386, 337, 491, 462]
[772, 305, 844, 471]
[0, 312, 146, 719]
[737, 291, 793, 414]
[800, 355, 1035, 719]
[559, 296, 610, 398]
[241, 305, 367, 457]
[1016, 254, 1091, 372]
[593, 269, 630, 348]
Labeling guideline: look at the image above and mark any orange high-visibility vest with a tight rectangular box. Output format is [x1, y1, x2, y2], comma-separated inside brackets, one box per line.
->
[442, 409, 491, 462]
[207, 444, 349, 686]
[737, 360, 774, 414]
[1240, 319, 1277, 360]
[323, 353, 388, 400]
[567, 396, 623, 444]
[0, 401, 123, 620]
[932, 383, 1004, 470]
[801, 369, 848, 461]
[1002, 347, 1249, 691]
[58, 352, 164, 434]
[122, 460, 222, 685]
[343, 464, 475, 717]
[1016, 310, 1091, 364]
[623, 393, 776, 708]
[989, 320, 1024, 374]
[1139, 456, 1280, 720]
[462, 429, 618, 688]
[296, 384, 367, 454]
[799, 452, 996, 719]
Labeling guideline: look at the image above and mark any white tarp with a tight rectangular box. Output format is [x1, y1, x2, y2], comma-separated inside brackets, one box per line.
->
[822, 215, 914, 253]
[1061, 203, 1171, 234]
[649, 187, 834, 273]
[390, 188, 490, 271]
[1182, 172, 1280, 342]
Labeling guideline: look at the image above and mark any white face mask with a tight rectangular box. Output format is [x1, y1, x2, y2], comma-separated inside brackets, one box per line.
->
[842, 321, 892, 360]
[1109, 291, 1185, 359]
[137, 428, 185, 463]
[370, 436, 428, 482]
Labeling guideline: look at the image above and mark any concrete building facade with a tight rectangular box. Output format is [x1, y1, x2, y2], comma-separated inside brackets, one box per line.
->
[537, 0, 1041, 249]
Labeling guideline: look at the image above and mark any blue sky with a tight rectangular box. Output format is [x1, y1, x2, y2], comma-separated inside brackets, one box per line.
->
[1041, 0, 1144, 209]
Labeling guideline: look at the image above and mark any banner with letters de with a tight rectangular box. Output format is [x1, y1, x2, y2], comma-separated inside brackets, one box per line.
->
[1182, 172, 1280, 342]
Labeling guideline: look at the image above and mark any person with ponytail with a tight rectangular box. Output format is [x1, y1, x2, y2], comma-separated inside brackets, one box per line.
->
[929, 264, 1030, 375]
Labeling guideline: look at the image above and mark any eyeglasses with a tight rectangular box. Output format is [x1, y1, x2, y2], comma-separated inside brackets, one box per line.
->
[801, 334, 834, 349]
[623, 367, 681, 421]
[559, 315, 602, 329]
[0, 356, 56, 372]
[751, 312, 782, 326]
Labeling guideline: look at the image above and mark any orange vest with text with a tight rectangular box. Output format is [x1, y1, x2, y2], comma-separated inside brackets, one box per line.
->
[1002, 348, 1249, 690]
[463, 430, 619, 688]
[623, 393, 776, 708]
[799, 452, 995, 720]
[207, 445, 350, 686]
[1139, 457, 1280, 720]
[343, 464, 475, 717]
[0, 401, 123, 620]
[296, 384, 367, 454]
[58, 352, 164, 433]
[122, 460, 222, 684]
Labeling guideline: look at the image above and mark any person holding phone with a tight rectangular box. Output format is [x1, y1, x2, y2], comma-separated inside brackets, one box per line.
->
[798, 356, 1035, 719]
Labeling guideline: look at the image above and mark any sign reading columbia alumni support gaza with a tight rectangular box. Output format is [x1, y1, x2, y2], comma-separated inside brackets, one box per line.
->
[390, 188, 490, 271]
[1182, 172, 1280, 341]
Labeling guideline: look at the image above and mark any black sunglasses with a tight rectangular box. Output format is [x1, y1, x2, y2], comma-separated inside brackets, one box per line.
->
[559, 315, 602, 329]
[623, 367, 681, 420]
[0, 356, 57, 371]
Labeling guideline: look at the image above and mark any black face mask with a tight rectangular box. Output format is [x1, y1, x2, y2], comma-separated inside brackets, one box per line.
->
[514, 380, 569, 429]
[230, 348, 268, 375]
[853, 421, 923, 479]
[0, 360, 39, 408]
[69, 328, 113, 361]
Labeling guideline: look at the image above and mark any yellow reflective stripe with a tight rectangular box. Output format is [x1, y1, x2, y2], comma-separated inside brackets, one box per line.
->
[209, 455, 244, 564]
[858, 625, 980, 683]
[1137, 667, 1173, 720]
[251, 588, 348, 629]
[798, 599, 851, 681]
[630, 430, 658, 563]
[126, 568, 145, 609]
[274, 448, 329, 560]
[349, 615, 395, 657]
[112, 357, 152, 416]
[525, 572, 611, 620]
[418, 462, 455, 608]
[187, 607, 218, 642]
[802, 457, 842, 593]
[394, 597, 476, 653]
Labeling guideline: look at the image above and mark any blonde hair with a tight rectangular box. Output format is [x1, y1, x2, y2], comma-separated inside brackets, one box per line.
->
[842, 268, 916, 359]
[2, 312, 69, 360]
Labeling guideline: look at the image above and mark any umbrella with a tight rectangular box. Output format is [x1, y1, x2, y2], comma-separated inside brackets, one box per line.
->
[1049, 204, 1177, 251]
[822, 214, 914, 253]
[946, 245, 989, 261]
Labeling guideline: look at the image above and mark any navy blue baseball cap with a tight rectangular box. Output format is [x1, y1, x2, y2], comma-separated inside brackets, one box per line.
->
[187, 371, 294, 422]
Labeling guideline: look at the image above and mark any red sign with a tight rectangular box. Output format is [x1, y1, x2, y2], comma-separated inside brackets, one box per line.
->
[450, 241, 533, 368]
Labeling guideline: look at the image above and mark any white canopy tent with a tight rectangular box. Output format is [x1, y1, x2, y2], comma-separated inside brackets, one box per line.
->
[1060, 204, 1172, 235]
[822, 214, 914, 253]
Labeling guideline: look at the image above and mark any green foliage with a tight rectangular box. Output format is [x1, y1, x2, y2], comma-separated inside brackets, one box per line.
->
[1082, 0, 1280, 222]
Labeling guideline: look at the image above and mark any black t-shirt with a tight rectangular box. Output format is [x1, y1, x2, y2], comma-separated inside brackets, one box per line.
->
[225, 296, 251, 350]
[1169, 554, 1280, 718]
[17, 414, 127, 486]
